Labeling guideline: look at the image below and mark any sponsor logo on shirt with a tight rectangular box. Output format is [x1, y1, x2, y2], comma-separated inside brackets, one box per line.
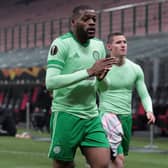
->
[50, 45, 58, 55]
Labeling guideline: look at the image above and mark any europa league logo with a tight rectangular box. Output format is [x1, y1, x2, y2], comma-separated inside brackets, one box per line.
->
[93, 50, 100, 60]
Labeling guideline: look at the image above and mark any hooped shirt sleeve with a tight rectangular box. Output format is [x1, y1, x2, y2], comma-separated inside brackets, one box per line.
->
[45, 38, 89, 90]
[135, 65, 153, 113]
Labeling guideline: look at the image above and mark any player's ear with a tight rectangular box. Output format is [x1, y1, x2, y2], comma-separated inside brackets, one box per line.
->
[71, 19, 75, 25]
[106, 43, 112, 50]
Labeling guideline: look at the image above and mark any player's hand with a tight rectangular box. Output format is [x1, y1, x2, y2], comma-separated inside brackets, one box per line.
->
[97, 69, 109, 81]
[96, 57, 119, 81]
[87, 57, 114, 77]
[146, 112, 156, 124]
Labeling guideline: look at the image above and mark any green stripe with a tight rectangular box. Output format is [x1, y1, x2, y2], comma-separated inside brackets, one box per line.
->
[47, 65, 63, 70]
[48, 60, 64, 67]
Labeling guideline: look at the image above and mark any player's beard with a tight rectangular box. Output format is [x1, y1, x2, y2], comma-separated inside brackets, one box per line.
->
[76, 26, 94, 43]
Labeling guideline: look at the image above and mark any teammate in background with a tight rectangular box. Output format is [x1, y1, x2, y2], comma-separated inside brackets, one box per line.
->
[98, 32, 156, 168]
[45, 5, 116, 168]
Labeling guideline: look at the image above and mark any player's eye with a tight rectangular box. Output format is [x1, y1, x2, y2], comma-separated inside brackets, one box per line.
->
[82, 16, 96, 23]
[92, 17, 96, 22]
[116, 41, 122, 44]
[82, 16, 89, 22]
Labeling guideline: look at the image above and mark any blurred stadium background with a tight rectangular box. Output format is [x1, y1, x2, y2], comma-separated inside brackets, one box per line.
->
[0, 0, 168, 167]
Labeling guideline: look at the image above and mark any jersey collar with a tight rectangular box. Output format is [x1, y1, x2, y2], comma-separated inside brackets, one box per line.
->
[70, 31, 90, 47]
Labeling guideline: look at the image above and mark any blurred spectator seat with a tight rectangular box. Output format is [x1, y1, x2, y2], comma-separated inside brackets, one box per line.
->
[132, 102, 147, 131]
[156, 109, 168, 136]
[0, 106, 17, 136]
[0, 92, 5, 105]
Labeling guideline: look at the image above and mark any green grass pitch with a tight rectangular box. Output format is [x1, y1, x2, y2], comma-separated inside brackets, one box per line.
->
[0, 129, 168, 168]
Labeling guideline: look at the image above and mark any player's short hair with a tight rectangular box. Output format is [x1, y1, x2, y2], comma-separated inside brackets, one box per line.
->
[72, 5, 94, 19]
[107, 32, 124, 43]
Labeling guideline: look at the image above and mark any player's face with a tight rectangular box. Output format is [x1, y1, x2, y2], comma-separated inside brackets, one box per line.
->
[73, 9, 96, 39]
[108, 35, 127, 58]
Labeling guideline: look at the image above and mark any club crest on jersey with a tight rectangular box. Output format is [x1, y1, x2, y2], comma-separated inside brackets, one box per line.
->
[93, 50, 100, 60]
[50, 45, 58, 55]
[53, 146, 61, 154]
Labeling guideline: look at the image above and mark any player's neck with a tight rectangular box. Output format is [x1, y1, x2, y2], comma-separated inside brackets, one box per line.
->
[72, 31, 89, 44]
[117, 57, 125, 66]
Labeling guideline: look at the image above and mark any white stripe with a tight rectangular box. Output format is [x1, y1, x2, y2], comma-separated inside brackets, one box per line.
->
[97, 0, 167, 13]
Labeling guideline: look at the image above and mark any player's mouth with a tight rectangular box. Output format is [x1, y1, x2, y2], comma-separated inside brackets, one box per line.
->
[120, 49, 127, 55]
[121, 49, 126, 52]
[87, 28, 95, 37]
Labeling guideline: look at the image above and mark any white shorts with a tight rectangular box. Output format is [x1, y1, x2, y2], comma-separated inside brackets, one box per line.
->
[101, 112, 123, 157]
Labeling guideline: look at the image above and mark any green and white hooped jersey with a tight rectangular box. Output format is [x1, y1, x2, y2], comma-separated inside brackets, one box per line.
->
[46, 32, 106, 119]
